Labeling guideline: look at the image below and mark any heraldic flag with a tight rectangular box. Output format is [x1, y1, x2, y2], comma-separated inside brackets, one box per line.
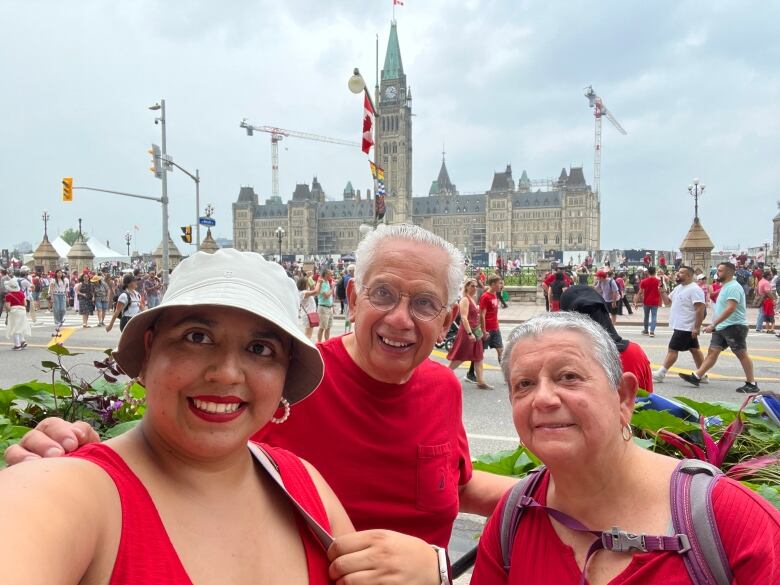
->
[369, 161, 386, 220]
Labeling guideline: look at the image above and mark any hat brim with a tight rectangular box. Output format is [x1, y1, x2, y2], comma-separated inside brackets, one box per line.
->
[113, 291, 324, 406]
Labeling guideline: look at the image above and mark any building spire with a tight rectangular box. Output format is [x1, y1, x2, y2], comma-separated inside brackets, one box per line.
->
[382, 21, 404, 81]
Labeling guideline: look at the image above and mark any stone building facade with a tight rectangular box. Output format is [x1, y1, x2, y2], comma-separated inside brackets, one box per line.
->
[232, 21, 600, 257]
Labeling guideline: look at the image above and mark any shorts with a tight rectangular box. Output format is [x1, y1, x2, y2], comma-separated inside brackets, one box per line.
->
[710, 324, 748, 353]
[95, 300, 109, 311]
[608, 300, 620, 315]
[669, 329, 700, 352]
[32, 292, 40, 301]
[483, 329, 503, 349]
[318, 305, 334, 330]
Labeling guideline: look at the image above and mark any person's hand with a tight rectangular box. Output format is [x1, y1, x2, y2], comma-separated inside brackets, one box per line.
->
[704, 324, 715, 334]
[691, 328, 700, 338]
[105, 322, 113, 332]
[4, 418, 100, 466]
[328, 530, 440, 585]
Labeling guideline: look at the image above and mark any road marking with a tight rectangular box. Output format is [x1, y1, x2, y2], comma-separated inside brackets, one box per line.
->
[429, 349, 501, 369]
[650, 364, 780, 383]
[467, 433, 519, 443]
[0, 341, 112, 352]
[48, 327, 78, 347]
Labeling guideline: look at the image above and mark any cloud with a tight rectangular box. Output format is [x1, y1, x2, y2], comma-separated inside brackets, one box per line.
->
[1, 0, 778, 253]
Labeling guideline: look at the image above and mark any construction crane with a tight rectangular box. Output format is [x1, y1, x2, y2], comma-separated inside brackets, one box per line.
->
[240, 119, 360, 200]
[583, 85, 627, 200]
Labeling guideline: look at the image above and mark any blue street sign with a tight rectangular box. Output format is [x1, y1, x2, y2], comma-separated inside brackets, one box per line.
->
[199, 217, 216, 227]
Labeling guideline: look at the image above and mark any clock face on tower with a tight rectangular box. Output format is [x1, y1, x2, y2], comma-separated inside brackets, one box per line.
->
[385, 85, 398, 99]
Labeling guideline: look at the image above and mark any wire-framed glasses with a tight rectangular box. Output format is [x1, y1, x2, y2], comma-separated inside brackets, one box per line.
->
[361, 282, 446, 321]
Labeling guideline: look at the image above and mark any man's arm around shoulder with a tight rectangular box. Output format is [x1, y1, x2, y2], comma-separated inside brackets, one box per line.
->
[459, 470, 518, 517]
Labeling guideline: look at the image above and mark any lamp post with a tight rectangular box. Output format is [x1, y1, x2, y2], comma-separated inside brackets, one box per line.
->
[42, 211, 50, 239]
[348, 67, 379, 228]
[124, 232, 132, 257]
[687, 178, 705, 221]
[148, 100, 170, 285]
[275, 226, 285, 264]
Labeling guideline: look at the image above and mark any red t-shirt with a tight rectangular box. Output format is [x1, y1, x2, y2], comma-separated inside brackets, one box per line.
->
[4, 290, 25, 307]
[543, 273, 573, 287]
[639, 276, 661, 307]
[471, 471, 780, 584]
[255, 335, 472, 548]
[764, 297, 775, 318]
[480, 291, 500, 331]
[620, 341, 654, 393]
[70, 443, 332, 585]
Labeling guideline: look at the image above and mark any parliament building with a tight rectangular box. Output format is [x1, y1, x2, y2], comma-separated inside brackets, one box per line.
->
[233, 22, 600, 258]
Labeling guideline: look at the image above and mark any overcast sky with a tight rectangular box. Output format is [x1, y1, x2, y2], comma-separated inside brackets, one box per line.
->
[2, 0, 778, 254]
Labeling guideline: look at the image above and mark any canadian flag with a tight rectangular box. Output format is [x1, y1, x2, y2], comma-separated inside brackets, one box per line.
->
[393, 0, 404, 5]
[361, 92, 375, 154]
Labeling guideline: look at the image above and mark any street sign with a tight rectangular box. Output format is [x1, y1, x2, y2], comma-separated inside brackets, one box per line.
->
[198, 217, 216, 227]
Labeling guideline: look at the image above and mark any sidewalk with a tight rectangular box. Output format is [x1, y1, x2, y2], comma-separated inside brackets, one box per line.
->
[332, 303, 765, 327]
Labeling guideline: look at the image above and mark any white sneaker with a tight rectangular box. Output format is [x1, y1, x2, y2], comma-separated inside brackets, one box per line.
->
[699, 374, 709, 384]
[652, 371, 666, 383]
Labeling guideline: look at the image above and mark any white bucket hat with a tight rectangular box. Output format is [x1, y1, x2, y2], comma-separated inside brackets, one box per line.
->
[5, 278, 20, 292]
[113, 248, 324, 405]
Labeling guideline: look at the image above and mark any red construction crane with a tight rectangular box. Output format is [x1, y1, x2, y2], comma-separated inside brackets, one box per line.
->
[240, 119, 360, 200]
[584, 85, 627, 200]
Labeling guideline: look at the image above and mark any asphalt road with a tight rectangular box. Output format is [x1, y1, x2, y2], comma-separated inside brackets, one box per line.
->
[2, 310, 779, 583]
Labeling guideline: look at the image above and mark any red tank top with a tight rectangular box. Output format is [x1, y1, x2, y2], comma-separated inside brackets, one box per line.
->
[70, 442, 332, 584]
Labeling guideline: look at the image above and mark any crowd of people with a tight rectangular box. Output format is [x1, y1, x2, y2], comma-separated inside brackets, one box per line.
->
[1, 230, 779, 584]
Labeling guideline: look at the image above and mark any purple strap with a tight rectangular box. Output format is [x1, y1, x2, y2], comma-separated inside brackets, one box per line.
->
[518, 496, 691, 585]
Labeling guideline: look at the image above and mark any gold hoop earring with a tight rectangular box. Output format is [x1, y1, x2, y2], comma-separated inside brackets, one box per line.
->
[621, 423, 633, 442]
[271, 398, 291, 424]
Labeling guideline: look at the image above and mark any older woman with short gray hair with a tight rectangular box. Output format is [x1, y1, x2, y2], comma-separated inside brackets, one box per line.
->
[473, 311, 780, 584]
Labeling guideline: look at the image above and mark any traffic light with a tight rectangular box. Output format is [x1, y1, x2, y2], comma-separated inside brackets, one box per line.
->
[148, 144, 163, 179]
[180, 226, 192, 244]
[62, 177, 73, 202]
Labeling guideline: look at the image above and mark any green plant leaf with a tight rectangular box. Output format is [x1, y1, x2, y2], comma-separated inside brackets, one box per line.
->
[104, 420, 141, 438]
[755, 484, 780, 511]
[633, 436, 655, 449]
[40, 361, 60, 369]
[128, 382, 146, 400]
[91, 378, 126, 396]
[47, 344, 71, 356]
[472, 445, 541, 478]
[631, 409, 701, 434]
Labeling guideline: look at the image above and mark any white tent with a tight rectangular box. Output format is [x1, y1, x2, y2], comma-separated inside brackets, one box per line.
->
[51, 236, 71, 258]
[47, 236, 130, 265]
[86, 237, 130, 264]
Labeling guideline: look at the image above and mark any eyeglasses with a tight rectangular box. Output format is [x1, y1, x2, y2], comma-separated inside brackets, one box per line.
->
[361, 282, 446, 321]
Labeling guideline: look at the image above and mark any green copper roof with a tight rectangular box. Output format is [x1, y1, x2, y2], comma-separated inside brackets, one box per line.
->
[382, 22, 404, 81]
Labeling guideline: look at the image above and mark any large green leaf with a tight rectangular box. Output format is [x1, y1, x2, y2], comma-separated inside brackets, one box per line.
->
[631, 409, 701, 434]
[472, 446, 541, 478]
[104, 420, 141, 438]
[674, 397, 737, 423]
[90, 378, 126, 397]
[755, 484, 780, 511]
[128, 382, 146, 400]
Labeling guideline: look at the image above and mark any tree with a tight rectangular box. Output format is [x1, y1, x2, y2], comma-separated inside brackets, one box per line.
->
[60, 229, 87, 246]
[12, 241, 33, 254]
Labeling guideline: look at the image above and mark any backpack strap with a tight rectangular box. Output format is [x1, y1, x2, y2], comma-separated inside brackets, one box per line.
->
[670, 459, 732, 585]
[500, 466, 547, 573]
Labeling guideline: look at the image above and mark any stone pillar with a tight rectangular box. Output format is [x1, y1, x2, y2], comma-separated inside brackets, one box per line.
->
[66, 236, 95, 274]
[33, 234, 61, 273]
[153, 234, 183, 272]
[679, 218, 715, 276]
[198, 228, 220, 254]
[535, 259, 552, 306]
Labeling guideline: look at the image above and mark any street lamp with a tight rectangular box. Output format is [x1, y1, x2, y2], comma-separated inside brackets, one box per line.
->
[41, 211, 50, 239]
[348, 67, 380, 228]
[275, 226, 285, 264]
[124, 232, 132, 257]
[149, 100, 170, 285]
[687, 178, 706, 221]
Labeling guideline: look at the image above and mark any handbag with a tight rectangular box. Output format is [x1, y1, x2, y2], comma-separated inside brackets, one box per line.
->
[306, 311, 320, 327]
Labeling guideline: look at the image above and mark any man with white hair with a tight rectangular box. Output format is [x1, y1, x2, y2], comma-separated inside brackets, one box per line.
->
[8, 224, 515, 584]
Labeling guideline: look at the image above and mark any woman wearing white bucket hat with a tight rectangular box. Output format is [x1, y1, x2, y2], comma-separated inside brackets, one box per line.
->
[4, 277, 30, 350]
[0, 249, 353, 584]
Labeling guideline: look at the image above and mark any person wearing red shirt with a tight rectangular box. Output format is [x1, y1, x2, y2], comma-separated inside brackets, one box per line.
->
[471, 313, 780, 585]
[3, 277, 29, 350]
[634, 266, 662, 337]
[480, 274, 504, 370]
[542, 267, 572, 312]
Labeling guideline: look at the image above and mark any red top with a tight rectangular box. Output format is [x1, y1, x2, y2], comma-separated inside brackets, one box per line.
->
[480, 291, 500, 331]
[69, 443, 332, 585]
[471, 471, 780, 584]
[543, 273, 573, 287]
[4, 290, 25, 307]
[620, 341, 653, 393]
[255, 335, 472, 548]
[659, 255, 667, 266]
[639, 277, 662, 307]
[711, 282, 722, 302]
[763, 297, 775, 317]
